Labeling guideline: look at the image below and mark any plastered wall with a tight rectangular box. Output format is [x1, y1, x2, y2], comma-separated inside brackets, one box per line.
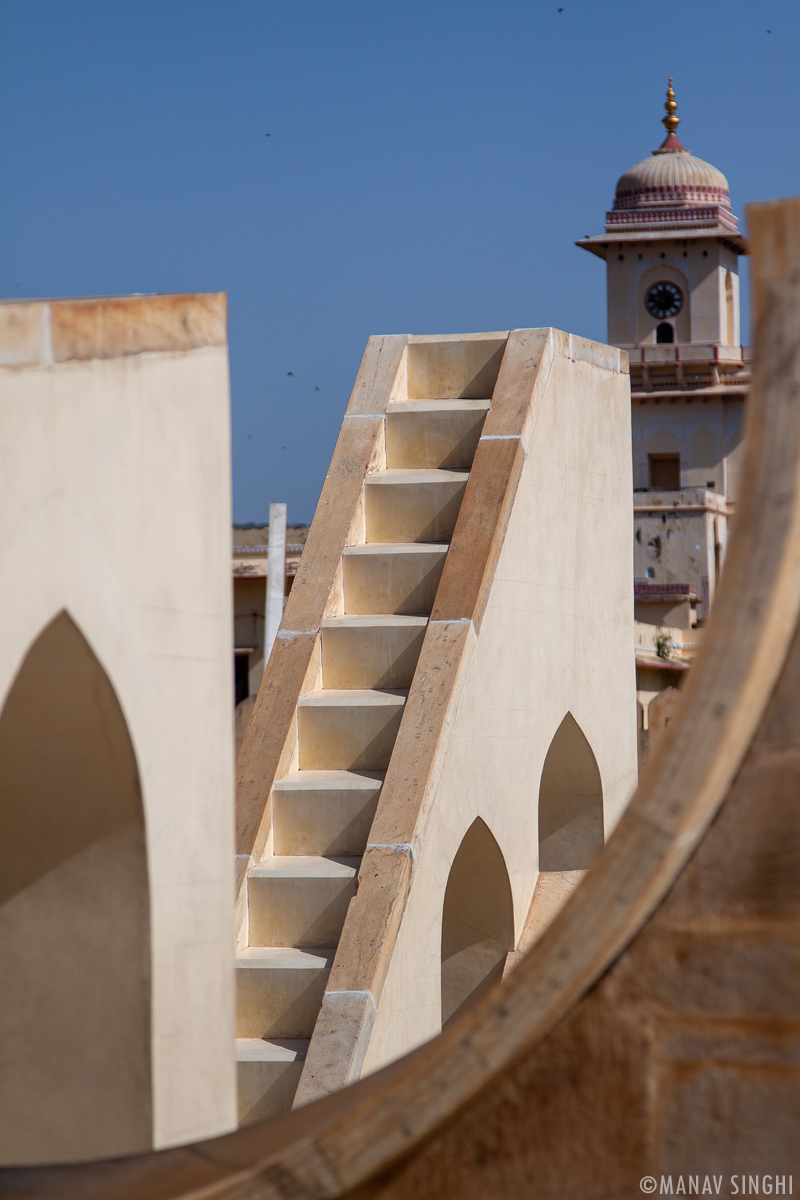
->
[632, 394, 746, 497]
[0, 296, 237, 1161]
[361, 342, 637, 1073]
[606, 238, 740, 347]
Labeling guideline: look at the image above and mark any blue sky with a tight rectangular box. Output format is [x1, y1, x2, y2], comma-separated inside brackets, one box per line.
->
[1, 0, 797, 523]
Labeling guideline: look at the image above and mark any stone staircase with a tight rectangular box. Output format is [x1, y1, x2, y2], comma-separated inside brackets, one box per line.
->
[235, 397, 490, 1123]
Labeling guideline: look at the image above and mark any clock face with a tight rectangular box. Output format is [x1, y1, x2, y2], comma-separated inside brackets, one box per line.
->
[646, 281, 683, 319]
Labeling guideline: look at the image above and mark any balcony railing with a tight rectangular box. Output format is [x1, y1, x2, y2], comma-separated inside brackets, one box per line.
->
[627, 344, 751, 368]
[633, 487, 731, 515]
[625, 343, 751, 393]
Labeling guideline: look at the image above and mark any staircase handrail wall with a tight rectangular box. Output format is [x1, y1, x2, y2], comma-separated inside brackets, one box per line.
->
[295, 327, 629, 1101]
[234, 335, 407, 941]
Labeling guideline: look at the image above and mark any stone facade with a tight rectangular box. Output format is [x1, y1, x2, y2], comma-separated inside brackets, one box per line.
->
[579, 82, 750, 751]
[0, 294, 237, 1163]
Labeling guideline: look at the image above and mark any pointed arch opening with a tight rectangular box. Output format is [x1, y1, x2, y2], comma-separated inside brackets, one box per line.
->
[539, 712, 604, 872]
[0, 612, 152, 1164]
[519, 714, 605, 951]
[440, 818, 514, 1030]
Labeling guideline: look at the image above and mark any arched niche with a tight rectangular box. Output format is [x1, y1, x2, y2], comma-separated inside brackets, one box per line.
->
[0, 611, 152, 1164]
[440, 818, 514, 1030]
[538, 712, 604, 872]
[646, 425, 680, 457]
[690, 426, 719, 472]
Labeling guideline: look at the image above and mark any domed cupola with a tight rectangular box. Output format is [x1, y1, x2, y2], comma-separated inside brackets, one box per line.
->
[605, 81, 739, 236]
[577, 80, 749, 355]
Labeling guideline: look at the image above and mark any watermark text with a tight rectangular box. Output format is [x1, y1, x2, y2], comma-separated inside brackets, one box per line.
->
[640, 1178, 793, 1195]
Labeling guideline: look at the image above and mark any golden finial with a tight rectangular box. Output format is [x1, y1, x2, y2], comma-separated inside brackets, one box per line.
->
[662, 77, 680, 137]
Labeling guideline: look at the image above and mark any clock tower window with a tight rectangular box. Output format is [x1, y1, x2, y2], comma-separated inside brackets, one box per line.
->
[656, 322, 675, 344]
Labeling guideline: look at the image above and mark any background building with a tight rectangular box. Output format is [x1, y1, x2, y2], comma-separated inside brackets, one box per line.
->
[232, 525, 308, 755]
[578, 80, 750, 758]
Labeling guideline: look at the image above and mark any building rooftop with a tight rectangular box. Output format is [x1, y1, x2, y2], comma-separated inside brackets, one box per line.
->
[577, 80, 747, 255]
[232, 525, 309, 578]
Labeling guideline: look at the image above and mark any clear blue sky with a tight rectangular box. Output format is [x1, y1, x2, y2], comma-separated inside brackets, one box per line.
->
[1, 1, 796, 524]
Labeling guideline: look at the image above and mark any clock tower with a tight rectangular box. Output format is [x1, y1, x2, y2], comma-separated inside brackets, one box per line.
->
[578, 79, 748, 351]
[578, 81, 752, 748]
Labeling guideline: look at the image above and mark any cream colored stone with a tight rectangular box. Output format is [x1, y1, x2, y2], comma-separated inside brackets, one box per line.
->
[440, 818, 514, 1028]
[364, 470, 468, 544]
[235, 329, 635, 1121]
[247, 857, 359, 948]
[403, 334, 507, 400]
[599, 235, 741, 350]
[235, 1039, 306, 1125]
[360, 335, 637, 1077]
[385, 400, 489, 470]
[515, 870, 588, 953]
[294, 991, 375, 1100]
[297, 689, 406, 771]
[0, 297, 236, 1161]
[342, 544, 447, 615]
[321, 616, 427, 689]
[272, 770, 383, 856]
[236, 947, 333, 1038]
[0, 302, 48, 367]
[234, 343, 493, 1124]
[538, 713, 604, 872]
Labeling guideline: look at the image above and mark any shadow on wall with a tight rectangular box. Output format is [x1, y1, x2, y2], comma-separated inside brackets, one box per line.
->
[440, 817, 514, 1030]
[539, 713, 604, 871]
[517, 713, 605, 953]
[0, 611, 152, 1165]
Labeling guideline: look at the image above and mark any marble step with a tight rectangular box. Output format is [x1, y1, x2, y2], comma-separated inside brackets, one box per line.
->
[364, 469, 469, 544]
[321, 615, 428, 690]
[342, 543, 448, 615]
[247, 856, 360, 948]
[236, 1037, 308, 1125]
[236, 946, 334, 1039]
[297, 688, 406, 771]
[385, 399, 489, 470]
[272, 769, 383, 856]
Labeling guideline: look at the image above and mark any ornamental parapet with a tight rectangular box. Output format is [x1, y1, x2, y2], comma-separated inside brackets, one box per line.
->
[613, 184, 730, 208]
[605, 205, 739, 233]
[634, 582, 697, 598]
[624, 343, 751, 394]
